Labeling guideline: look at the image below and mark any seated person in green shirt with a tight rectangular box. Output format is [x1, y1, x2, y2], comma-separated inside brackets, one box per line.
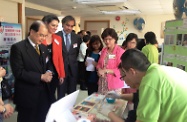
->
[99, 49, 187, 122]
[142, 31, 159, 64]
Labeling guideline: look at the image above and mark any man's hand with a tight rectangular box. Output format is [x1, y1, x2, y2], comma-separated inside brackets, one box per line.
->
[41, 72, 53, 83]
[59, 77, 64, 85]
[3, 104, 14, 119]
[106, 91, 121, 99]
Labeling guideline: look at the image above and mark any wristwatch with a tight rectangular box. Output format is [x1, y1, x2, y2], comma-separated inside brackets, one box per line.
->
[1, 107, 6, 114]
[105, 70, 109, 74]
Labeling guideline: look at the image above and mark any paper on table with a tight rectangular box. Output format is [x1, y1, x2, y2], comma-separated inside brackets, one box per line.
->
[45, 90, 79, 122]
[86, 57, 95, 71]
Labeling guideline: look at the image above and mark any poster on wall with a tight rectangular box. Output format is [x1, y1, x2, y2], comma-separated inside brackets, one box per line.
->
[0, 22, 22, 95]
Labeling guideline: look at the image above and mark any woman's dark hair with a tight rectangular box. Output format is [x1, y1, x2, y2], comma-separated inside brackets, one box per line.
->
[122, 33, 138, 48]
[101, 28, 118, 43]
[83, 35, 90, 43]
[42, 14, 59, 24]
[61, 15, 76, 26]
[121, 49, 151, 71]
[88, 35, 103, 51]
[144, 31, 158, 45]
[136, 39, 146, 51]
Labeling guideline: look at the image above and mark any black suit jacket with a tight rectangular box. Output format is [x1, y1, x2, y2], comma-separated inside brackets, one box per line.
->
[56, 31, 81, 78]
[10, 38, 49, 108]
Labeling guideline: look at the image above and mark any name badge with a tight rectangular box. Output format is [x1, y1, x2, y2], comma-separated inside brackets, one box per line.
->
[54, 39, 59, 45]
[109, 54, 116, 59]
[73, 43, 78, 48]
[46, 56, 49, 63]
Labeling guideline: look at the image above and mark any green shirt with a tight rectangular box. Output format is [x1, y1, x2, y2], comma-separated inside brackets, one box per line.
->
[142, 44, 158, 64]
[137, 64, 187, 122]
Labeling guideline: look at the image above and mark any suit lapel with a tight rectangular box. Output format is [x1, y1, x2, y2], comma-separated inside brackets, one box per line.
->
[39, 44, 47, 72]
[69, 33, 76, 52]
[25, 39, 43, 73]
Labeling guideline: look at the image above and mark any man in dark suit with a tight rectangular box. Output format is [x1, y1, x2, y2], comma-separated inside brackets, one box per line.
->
[56, 15, 81, 99]
[10, 21, 53, 122]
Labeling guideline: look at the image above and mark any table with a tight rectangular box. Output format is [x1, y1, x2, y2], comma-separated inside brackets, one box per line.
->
[73, 93, 127, 121]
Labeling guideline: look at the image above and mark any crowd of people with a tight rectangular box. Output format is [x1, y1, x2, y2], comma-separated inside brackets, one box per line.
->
[0, 14, 185, 122]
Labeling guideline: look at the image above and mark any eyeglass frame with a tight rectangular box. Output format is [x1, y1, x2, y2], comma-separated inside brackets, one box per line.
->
[119, 63, 126, 80]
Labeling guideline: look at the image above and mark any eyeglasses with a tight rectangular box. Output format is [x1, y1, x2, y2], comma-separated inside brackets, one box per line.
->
[65, 23, 74, 28]
[119, 63, 126, 80]
[36, 33, 48, 38]
[103, 38, 114, 42]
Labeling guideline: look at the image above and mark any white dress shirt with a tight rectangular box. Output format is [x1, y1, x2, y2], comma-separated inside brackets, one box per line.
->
[77, 42, 87, 62]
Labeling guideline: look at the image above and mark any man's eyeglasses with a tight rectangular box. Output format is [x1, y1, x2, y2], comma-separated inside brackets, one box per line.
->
[65, 23, 74, 28]
[37, 33, 48, 38]
[119, 63, 126, 80]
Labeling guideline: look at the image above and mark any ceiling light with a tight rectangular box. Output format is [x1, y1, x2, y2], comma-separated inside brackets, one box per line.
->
[74, 0, 127, 4]
[101, 9, 141, 14]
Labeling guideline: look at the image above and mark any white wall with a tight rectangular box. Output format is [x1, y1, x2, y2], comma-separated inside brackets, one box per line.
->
[81, 14, 175, 45]
[0, 0, 18, 23]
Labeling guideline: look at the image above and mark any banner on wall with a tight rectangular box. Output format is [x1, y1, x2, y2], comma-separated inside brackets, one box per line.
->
[0, 22, 22, 95]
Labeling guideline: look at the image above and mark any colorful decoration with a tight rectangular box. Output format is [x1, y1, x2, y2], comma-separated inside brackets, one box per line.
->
[113, 18, 129, 41]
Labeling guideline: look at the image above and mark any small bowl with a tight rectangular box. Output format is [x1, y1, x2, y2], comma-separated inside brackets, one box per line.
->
[106, 97, 116, 104]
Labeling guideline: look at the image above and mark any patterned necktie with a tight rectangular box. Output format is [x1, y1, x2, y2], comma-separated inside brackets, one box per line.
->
[35, 45, 40, 55]
[65, 34, 70, 51]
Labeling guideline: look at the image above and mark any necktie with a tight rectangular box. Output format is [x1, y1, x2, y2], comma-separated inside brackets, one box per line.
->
[35, 45, 40, 55]
[65, 34, 70, 51]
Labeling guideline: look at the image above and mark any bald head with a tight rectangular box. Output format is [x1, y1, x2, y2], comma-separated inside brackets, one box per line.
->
[29, 20, 48, 45]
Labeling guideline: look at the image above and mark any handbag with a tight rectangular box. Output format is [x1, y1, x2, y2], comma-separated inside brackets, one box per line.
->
[1, 78, 12, 100]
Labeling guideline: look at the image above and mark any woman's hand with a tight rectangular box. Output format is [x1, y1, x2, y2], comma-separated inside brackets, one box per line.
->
[92, 61, 97, 67]
[97, 69, 106, 78]
[59, 77, 64, 85]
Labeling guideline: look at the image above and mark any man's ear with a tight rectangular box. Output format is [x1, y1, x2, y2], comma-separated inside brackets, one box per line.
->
[129, 68, 136, 75]
[30, 29, 34, 36]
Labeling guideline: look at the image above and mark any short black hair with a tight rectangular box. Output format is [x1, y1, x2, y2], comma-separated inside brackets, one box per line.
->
[42, 14, 59, 24]
[120, 49, 151, 71]
[122, 33, 138, 47]
[88, 35, 103, 52]
[29, 21, 45, 32]
[144, 31, 158, 45]
[101, 28, 118, 43]
[83, 35, 90, 43]
[61, 15, 76, 26]
[28, 21, 45, 36]
[86, 31, 91, 36]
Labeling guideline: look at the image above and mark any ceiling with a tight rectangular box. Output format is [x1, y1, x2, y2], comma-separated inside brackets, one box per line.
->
[25, 0, 174, 17]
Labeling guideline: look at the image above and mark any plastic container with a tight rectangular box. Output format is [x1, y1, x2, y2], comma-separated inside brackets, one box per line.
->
[106, 97, 116, 104]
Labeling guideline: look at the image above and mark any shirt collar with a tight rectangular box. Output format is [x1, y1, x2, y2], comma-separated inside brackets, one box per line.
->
[28, 37, 36, 47]
[62, 29, 71, 37]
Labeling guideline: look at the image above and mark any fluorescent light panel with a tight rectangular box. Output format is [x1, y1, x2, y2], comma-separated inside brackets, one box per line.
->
[101, 9, 141, 14]
[75, 0, 127, 4]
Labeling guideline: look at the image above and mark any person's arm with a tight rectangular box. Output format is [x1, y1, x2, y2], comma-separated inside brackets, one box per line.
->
[136, 85, 160, 122]
[108, 112, 124, 122]
[80, 44, 87, 59]
[120, 93, 133, 102]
